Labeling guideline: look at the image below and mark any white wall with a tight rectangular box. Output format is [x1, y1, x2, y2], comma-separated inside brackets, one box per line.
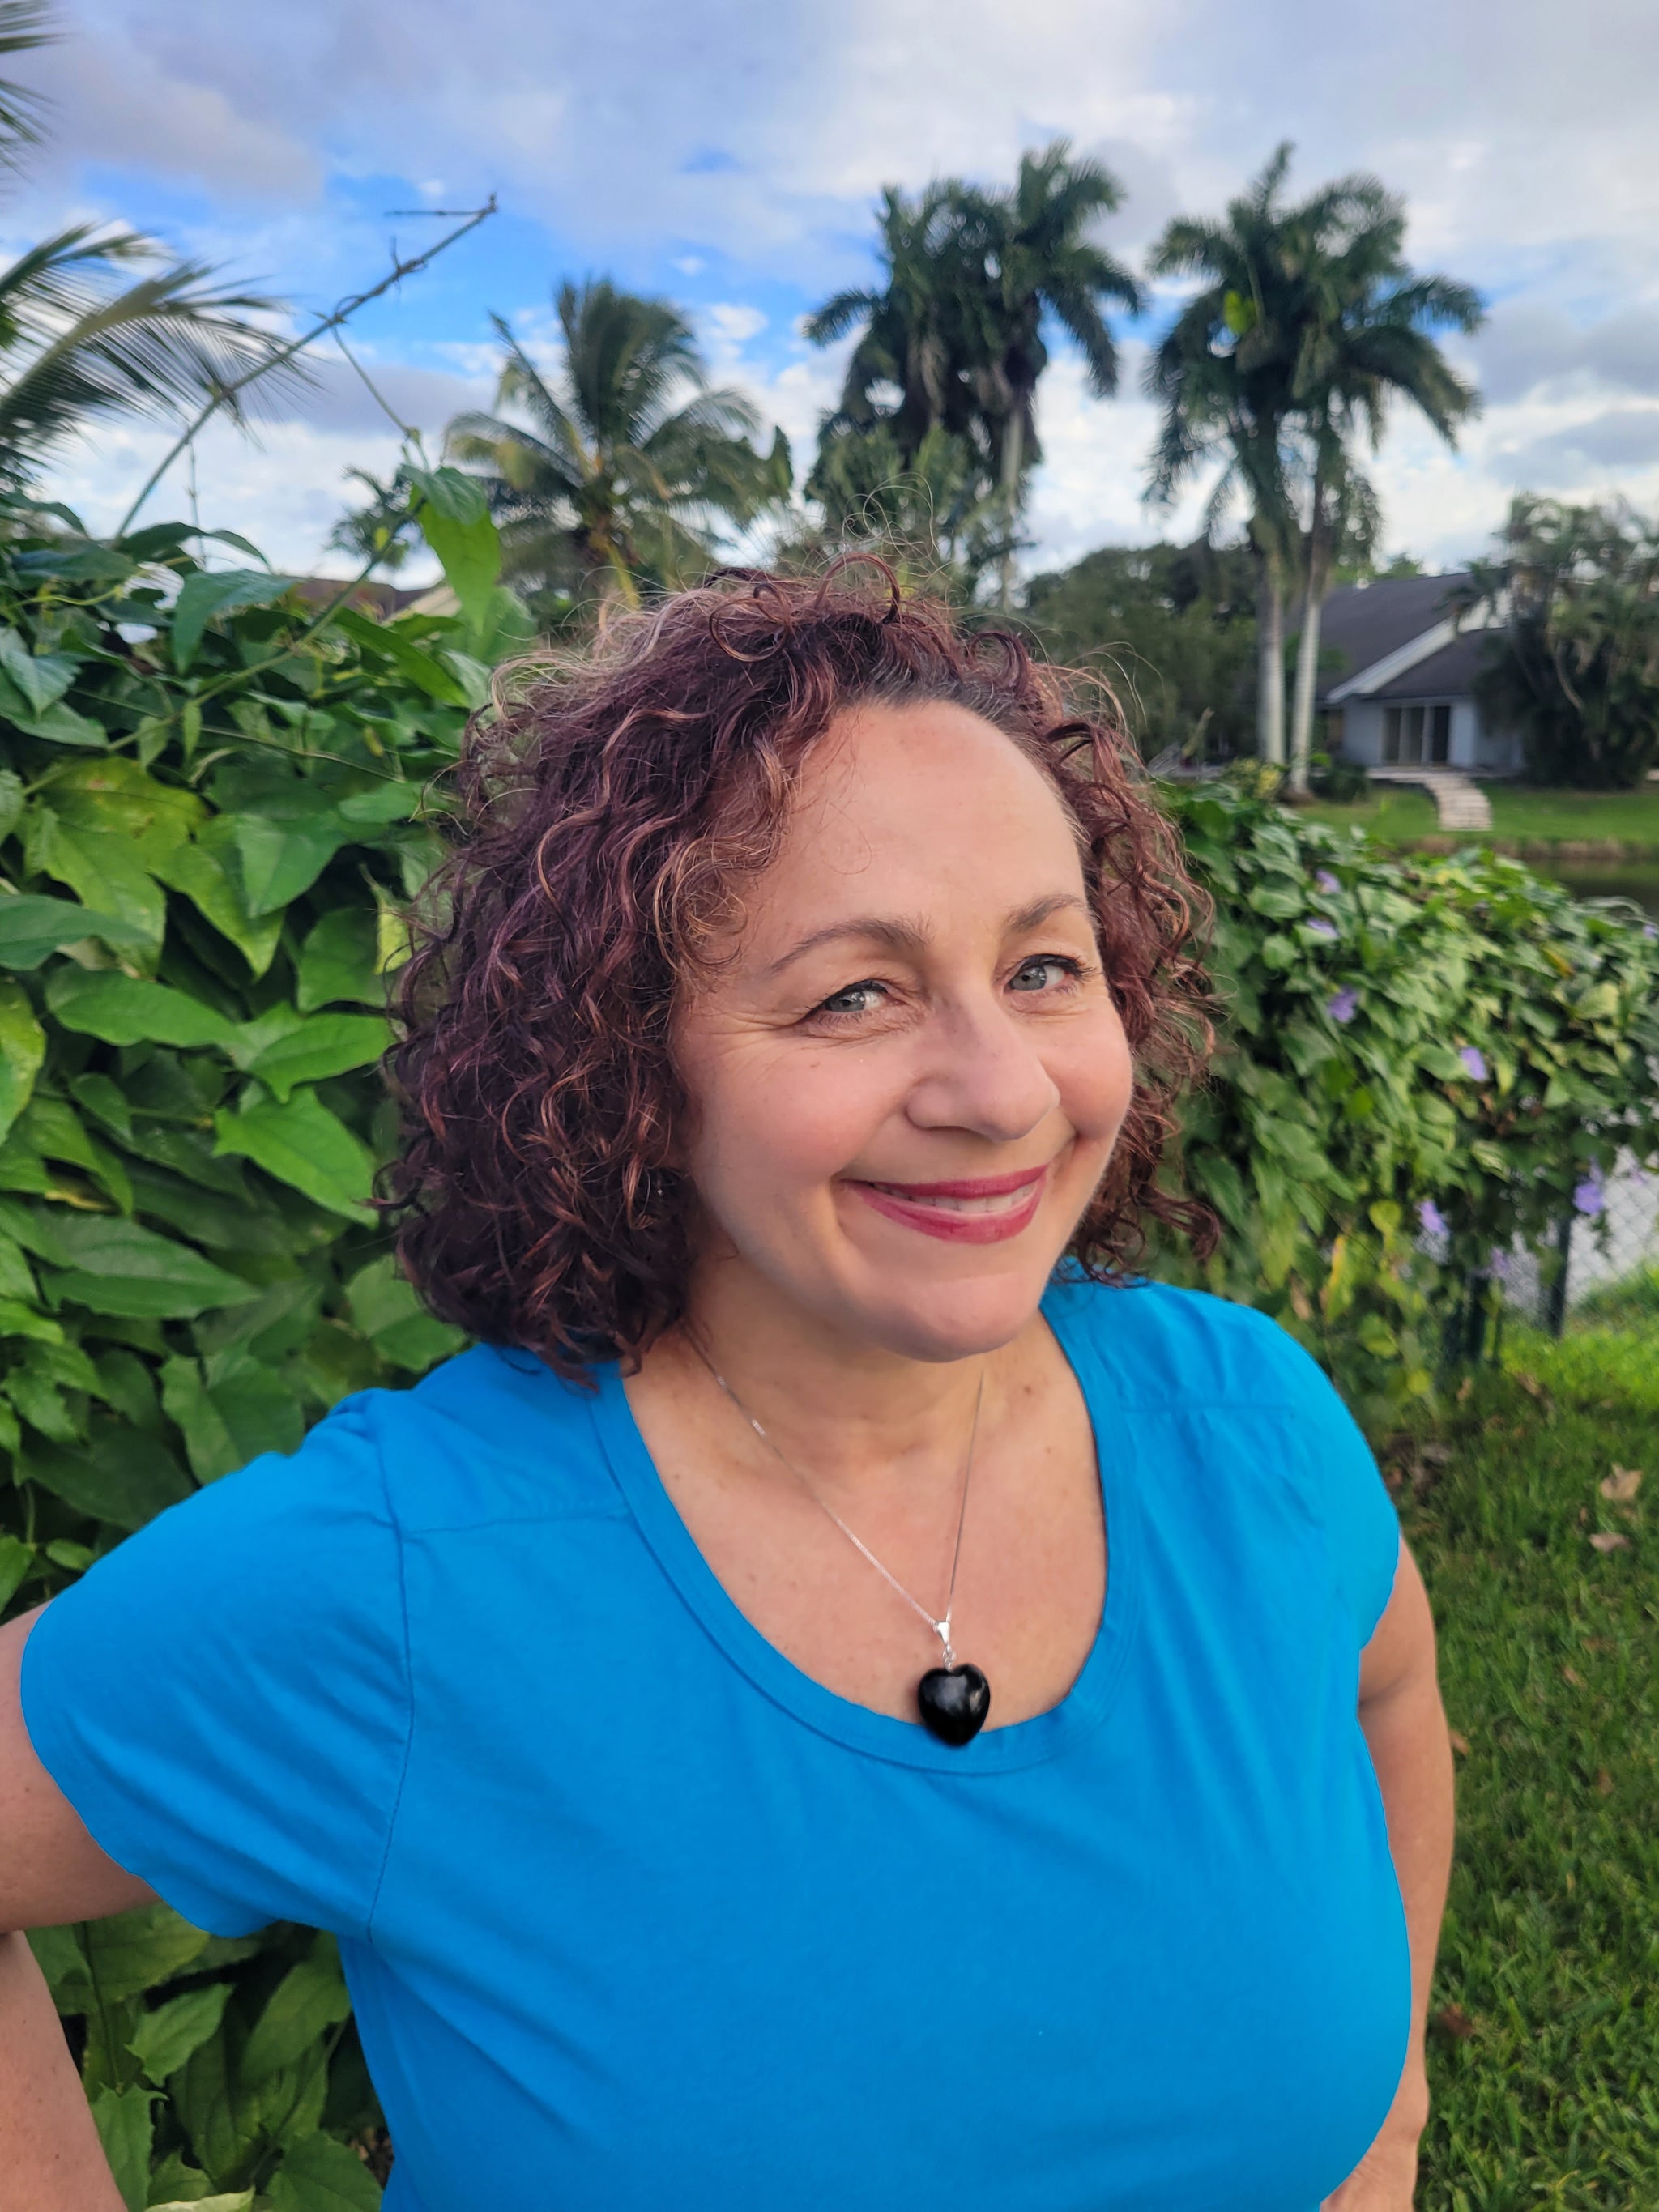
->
[1334, 700, 1385, 764]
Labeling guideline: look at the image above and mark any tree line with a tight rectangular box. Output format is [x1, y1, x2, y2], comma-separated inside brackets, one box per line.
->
[0, 1, 1653, 792]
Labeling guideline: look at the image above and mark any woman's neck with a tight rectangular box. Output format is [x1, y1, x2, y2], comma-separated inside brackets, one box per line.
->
[662, 1254, 1034, 1507]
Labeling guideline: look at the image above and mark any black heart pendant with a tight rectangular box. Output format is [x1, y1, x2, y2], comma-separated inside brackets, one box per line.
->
[917, 1663, 992, 1746]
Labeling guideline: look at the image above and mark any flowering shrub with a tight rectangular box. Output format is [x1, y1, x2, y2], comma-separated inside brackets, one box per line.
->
[0, 475, 527, 2208]
[1154, 778, 1659, 1426]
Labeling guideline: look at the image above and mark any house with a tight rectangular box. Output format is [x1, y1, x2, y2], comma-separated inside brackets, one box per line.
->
[1316, 572, 1523, 774]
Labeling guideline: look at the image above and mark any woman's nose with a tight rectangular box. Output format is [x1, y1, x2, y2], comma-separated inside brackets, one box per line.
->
[905, 1002, 1061, 1143]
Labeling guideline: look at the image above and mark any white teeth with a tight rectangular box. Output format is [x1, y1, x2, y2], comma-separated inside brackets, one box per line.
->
[875, 1185, 1035, 1215]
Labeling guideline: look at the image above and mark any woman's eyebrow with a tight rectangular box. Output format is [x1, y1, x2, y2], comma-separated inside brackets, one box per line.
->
[763, 893, 1090, 978]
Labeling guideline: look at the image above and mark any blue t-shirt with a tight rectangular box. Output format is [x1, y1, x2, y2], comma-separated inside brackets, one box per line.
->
[22, 1280, 1408, 2212]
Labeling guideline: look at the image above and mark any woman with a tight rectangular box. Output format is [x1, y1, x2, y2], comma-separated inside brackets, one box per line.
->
[0, 566, 1451, 2210]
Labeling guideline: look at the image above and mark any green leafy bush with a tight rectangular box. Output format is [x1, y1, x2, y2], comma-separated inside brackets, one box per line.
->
[0, 473, 527, 2207]
[1156, 778, 1659, 1428]
[2, 545, 1655, 2205]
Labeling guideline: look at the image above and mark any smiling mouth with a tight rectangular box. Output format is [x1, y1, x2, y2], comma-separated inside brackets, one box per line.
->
[864, 1169, 1046, 1215]
[847, 1164, 1052, 1242]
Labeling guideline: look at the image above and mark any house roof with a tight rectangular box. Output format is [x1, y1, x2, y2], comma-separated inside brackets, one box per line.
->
[1315, 572, 1474, 700]
[1363, 629, 1496, 701]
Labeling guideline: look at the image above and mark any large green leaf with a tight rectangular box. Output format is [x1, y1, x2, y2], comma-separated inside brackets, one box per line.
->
[73, 1905, 211, 2007]
[232, 808, 353, 918]
[231, 1009, 389, 1101]
[240, 1942, 351, 2086]
[88, 2083, 156, 2212]
[331, 607, 471, 708]
[41, 756, 203, 858]
[213, 1086, 376, 1221]
[295, 910, 384, 1012]
[20, 1428, 192, 1529]
[171, 569, 295, 671]
[0, 625, 79, 713]
[0, 976, 45, 1143]
[25, 810, 165, 944]
[128, 1981, 233, 2088]
[0, 1531, 34, 1611]
[151, 819, 285, 978]
[160, 1349, 304, 1482]
[37, 1211, 258, 1317]
[46, 966, 238, 1049]
[0, 893, 151, 970]
[344, 1255, 460, 1374]
[267, 2130, 382, 2212]
[412, 464, 501, 630]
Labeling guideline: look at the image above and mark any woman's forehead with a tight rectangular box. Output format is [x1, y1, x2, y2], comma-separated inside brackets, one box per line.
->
[731, 703, 1090, 950]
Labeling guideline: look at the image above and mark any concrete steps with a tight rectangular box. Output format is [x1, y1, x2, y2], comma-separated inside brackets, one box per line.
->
[1367, 766, 1493, 832]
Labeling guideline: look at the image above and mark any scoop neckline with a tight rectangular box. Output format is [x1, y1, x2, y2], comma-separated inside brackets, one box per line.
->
[584, 1285, 1142, 1775]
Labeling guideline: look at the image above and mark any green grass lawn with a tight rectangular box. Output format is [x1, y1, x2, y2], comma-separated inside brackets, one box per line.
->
[1302, 782, 1659, 850]
[1401, 1319, 1658, 2208]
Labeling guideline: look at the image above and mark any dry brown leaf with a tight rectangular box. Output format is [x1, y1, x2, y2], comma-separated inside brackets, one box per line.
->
[1584, 1636, 1616, 1653]
[1514, 1370, 1546, 1400]
[1589, 1532, 1631, 1554]
[1433, 2003, 1478, 2041]
[1596, 1767, 1614, 1797]
[1456, 1375, 1473, 1404]
[1419, 1442, 1454, 1467]
[1600, 1466, 1643, 1503]
[1577, 1505, 1589, 1526]
[1448, 1730, 1471, 1756]
[1562, 1665, 1585, 1687]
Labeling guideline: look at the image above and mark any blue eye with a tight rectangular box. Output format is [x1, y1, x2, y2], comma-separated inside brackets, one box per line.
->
[816, 980, 886, 1017]
[1009, 956, 1079, 993]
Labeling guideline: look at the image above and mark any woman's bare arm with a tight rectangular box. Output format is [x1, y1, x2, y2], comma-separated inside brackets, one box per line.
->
[1324, 1540, 1456, 2210]
[0, 1609, 156, 1933]
[0, 1607, 156, 2211]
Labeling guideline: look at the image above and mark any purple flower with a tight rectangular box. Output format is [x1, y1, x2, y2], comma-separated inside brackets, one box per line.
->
[1315, 869, 1341, 895]
[1418, 1199, 1448, 1238]
[1645, 923, 1658, 941]
[1458, 1045, 1488, 1081]
[1328, 987, 1358, 1024]
[1573, 1175, 1605, 1217]
[1307, 916, 1339, 940]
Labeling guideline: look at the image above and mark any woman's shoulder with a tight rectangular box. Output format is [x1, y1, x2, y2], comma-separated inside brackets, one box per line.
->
[1043, 1273, 1334, 1413]
[326, 1341, 629, 1535]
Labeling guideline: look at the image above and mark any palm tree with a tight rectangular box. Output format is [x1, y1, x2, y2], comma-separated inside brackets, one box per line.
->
[806, 144, 1141, 607]
[1147, 147, 1482, 779]
[445, 279, 791, 612]
[0, 4, 301, 494]
[1282, 215, 1481, 791]
[1147, 147, 1338, 765]
[328, 465, 419, 575]
[954, 142, 1142, 606]
[803, 183, 985, 471]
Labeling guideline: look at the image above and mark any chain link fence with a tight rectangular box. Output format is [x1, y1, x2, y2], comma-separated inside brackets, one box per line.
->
[1495, 1149, 1659, 1335]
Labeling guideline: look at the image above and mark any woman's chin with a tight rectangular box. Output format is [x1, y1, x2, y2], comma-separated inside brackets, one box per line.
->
[842, 1271, 1057, 1365]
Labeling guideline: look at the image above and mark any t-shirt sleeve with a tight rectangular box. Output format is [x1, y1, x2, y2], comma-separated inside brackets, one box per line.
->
[1265, 1321, 1401, 1647]
[19, 1398, 408, 1940]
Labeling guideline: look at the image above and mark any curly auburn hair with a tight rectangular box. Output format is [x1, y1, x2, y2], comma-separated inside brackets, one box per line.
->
[386, 560, 1217, 1376]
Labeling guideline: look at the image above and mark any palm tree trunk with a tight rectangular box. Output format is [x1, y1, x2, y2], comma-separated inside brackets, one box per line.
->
[1288, 586, 1324, 795]
[996, 407, 1025, 611]
[1289, 473, 1332, 796]
[1255, 548, 1286, 765]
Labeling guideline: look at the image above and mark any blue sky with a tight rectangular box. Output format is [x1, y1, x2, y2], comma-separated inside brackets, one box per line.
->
[10, 0, 1659, 579]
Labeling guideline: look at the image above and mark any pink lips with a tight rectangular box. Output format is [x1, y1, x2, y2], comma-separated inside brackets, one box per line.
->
[847, 1164, 1050, 1244]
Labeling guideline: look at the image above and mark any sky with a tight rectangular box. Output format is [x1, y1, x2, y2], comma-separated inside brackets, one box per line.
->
[7, 0, 1659, 583]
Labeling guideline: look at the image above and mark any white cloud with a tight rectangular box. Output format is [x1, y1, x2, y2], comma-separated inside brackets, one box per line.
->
[12, 0, 1659, 576]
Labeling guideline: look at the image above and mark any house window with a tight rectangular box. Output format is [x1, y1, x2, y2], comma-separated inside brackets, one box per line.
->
[1383, 706, 1401, 763]
[1430, 703, 1451, 763]
[1403, 705, 1425, 764]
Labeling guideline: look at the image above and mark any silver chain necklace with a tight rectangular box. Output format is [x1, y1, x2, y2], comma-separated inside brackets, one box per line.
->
[688, 1338, 993, 1745]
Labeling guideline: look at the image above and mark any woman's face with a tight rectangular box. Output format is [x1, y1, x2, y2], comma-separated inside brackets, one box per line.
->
[672, 701, 1135, 1364]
